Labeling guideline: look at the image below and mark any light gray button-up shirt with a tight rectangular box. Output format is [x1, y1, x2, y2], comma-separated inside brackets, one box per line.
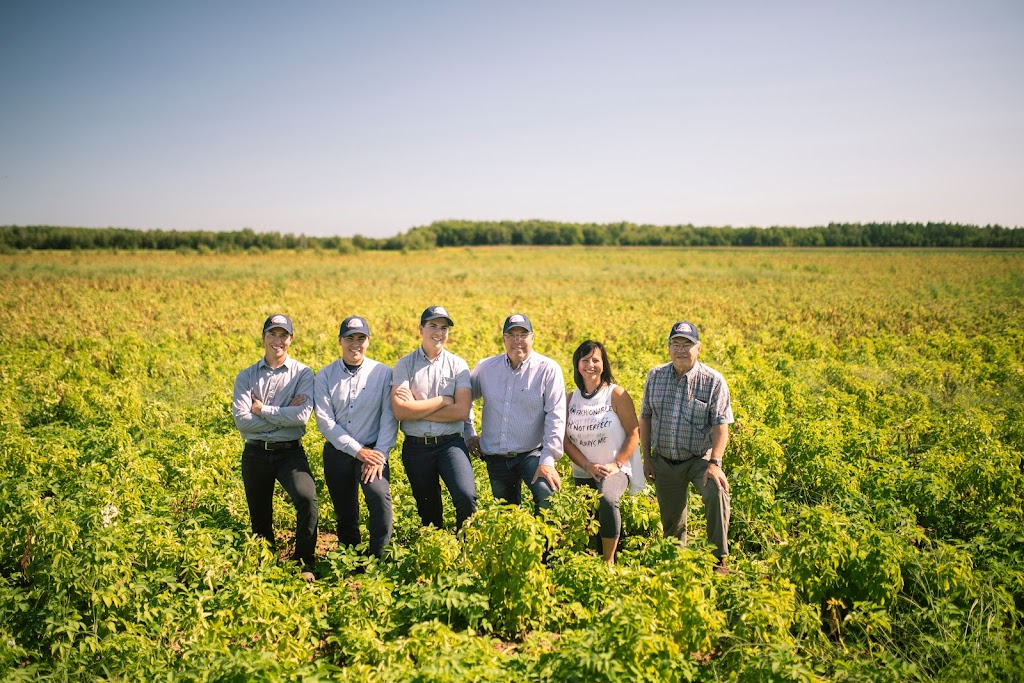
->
[232, 356, 314, 443]
[468, 351, 566, 467]
[391, 347, 472, 438]
[314, 357, 398, 458]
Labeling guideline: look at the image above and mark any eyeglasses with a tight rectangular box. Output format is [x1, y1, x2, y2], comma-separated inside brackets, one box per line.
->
[504, 332, 531, 341]
[668, 340, 695, 349]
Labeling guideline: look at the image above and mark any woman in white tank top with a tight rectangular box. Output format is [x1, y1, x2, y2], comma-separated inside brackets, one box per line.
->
[563, 340, 642, 564]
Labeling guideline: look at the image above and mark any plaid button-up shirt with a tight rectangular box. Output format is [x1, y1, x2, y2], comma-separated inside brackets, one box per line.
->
[640, 361, 733, 461]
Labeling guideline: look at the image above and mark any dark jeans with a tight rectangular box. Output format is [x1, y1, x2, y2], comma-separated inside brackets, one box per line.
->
[401, 436, 477, 530]
[575, 471, 628, 539]
[240, 443, 318, 567]
[322, 443, 393, 558]
[486, 449, 554, 513]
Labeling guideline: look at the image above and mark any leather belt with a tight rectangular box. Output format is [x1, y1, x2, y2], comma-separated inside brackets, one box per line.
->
[325, 441, 375, 451]
[487, 449, 539, 459]
[404, 433, 462, 446]
[246, 439, 302, 451]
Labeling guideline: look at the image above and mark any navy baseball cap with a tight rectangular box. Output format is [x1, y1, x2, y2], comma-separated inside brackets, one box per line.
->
[420, 305, 454, 326]
[668, 321, 699, 343]
[339, 316, 370, 337]
[503, 313, 533, 334]
[263, 314, 294, 336]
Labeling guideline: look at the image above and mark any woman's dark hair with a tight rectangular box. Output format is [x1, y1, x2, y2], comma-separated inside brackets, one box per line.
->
[572, 340, 614, 390]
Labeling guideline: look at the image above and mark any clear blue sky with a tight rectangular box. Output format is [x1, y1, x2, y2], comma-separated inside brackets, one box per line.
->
[2, 1, 1021, 237]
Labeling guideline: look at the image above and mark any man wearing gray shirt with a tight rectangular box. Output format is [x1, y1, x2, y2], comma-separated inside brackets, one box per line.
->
[314, 316, 397, 559]
[467, 314, 566, 513]
[391, 306, 476, 530]
[232, 314, 318, 580]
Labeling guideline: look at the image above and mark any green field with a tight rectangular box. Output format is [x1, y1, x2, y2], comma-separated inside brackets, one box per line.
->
[2, 247, 1023, 681]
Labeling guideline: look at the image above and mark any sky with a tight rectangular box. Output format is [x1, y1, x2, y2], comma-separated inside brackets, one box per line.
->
[1, 1, 1022, 238]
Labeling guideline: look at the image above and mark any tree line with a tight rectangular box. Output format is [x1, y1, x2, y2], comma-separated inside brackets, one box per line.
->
[2, 220, 1021, 252]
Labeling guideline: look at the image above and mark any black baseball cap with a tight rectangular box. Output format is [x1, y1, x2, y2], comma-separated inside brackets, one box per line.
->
[668, 321, 699, 343]
[339, 316, 370, 337]
[503, 313, 533, 334]
[420, 305, 454, 326]
[263, 314, 294, 336]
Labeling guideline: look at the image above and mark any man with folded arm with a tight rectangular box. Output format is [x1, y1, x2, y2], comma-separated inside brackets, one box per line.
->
[391, 306, 477, 530]
[232, 314, 318, 581]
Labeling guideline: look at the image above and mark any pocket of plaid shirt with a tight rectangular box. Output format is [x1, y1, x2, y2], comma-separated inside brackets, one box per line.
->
[683, 399, 709, 425]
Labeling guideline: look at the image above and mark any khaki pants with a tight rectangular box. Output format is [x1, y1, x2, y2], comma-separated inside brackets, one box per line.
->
[653, 454, 730, 559]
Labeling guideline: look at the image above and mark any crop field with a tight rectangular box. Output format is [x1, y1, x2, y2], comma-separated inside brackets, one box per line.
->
[1, 246, 1023, 681]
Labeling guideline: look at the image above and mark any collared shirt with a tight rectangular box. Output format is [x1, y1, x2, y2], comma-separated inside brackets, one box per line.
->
[232, 356, 314, 443]
[314, 357, 398, 459]
[640, 361, 733, 461]
[468, 352, 566, 467]
[391, 347, 472, 438]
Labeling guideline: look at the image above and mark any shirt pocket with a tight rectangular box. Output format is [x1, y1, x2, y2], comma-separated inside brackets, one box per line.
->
[436, 374, 455, 397]
[683, 399, 709, 426]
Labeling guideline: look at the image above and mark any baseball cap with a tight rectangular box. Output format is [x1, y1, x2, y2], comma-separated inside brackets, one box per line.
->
[668, 321, 699, 343]
[263, 314, 294, 336]
[339, 316, 370, 337]
[420, 305, 454, 326]
[503, 313, 533, 334]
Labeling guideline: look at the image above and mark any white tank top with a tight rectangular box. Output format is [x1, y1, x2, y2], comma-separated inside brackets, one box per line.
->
[566, 384, 637, 479]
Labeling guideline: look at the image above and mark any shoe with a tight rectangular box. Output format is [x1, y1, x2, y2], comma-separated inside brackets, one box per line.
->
[300, 570, 316, 583]
[714, 559, 729, 576]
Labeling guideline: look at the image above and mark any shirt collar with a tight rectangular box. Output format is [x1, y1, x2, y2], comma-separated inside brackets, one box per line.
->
[417, 346, 445, 364]
[258, 355, 291, 371]
[505, 353, 533, 371]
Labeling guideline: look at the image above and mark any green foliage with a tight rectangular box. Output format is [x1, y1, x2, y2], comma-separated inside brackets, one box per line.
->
[1, 247, 1022, 680]
[460, 504, 556, 638]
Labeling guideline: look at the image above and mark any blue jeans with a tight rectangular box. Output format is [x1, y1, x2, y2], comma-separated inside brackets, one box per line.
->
[401, 436, 477, 530]
[241, 444, 319, 568]
[485, 449, 554, 513]
[322, 443, 393, 558]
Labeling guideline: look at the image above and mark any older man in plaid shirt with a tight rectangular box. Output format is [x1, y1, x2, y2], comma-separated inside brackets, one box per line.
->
[640, 321, 733, 574]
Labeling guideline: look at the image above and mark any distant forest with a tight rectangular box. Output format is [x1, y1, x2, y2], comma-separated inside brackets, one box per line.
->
[2, 221, 1021, 252]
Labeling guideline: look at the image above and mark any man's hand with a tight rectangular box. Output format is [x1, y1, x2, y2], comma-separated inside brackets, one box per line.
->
[250, 399, 264, 415]
[703, 463, 729, 492]
[532, 463, 561, 492]
[466, 436, 482, 457]
[356, 447, 386, 467]
[361, 462, 385, 484]
[643, 457, 655, 483]
[395, 386, 446, 404]
[393, 386, 415, 403]
[289, 394, 308, 406]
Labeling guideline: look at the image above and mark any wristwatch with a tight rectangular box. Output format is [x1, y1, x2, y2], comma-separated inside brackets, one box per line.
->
[708, 458, 722, 468]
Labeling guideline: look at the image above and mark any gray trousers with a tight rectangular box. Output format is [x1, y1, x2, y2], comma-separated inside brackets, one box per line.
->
[575, 471, 629, 539]
[653, 454, 730, 558]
